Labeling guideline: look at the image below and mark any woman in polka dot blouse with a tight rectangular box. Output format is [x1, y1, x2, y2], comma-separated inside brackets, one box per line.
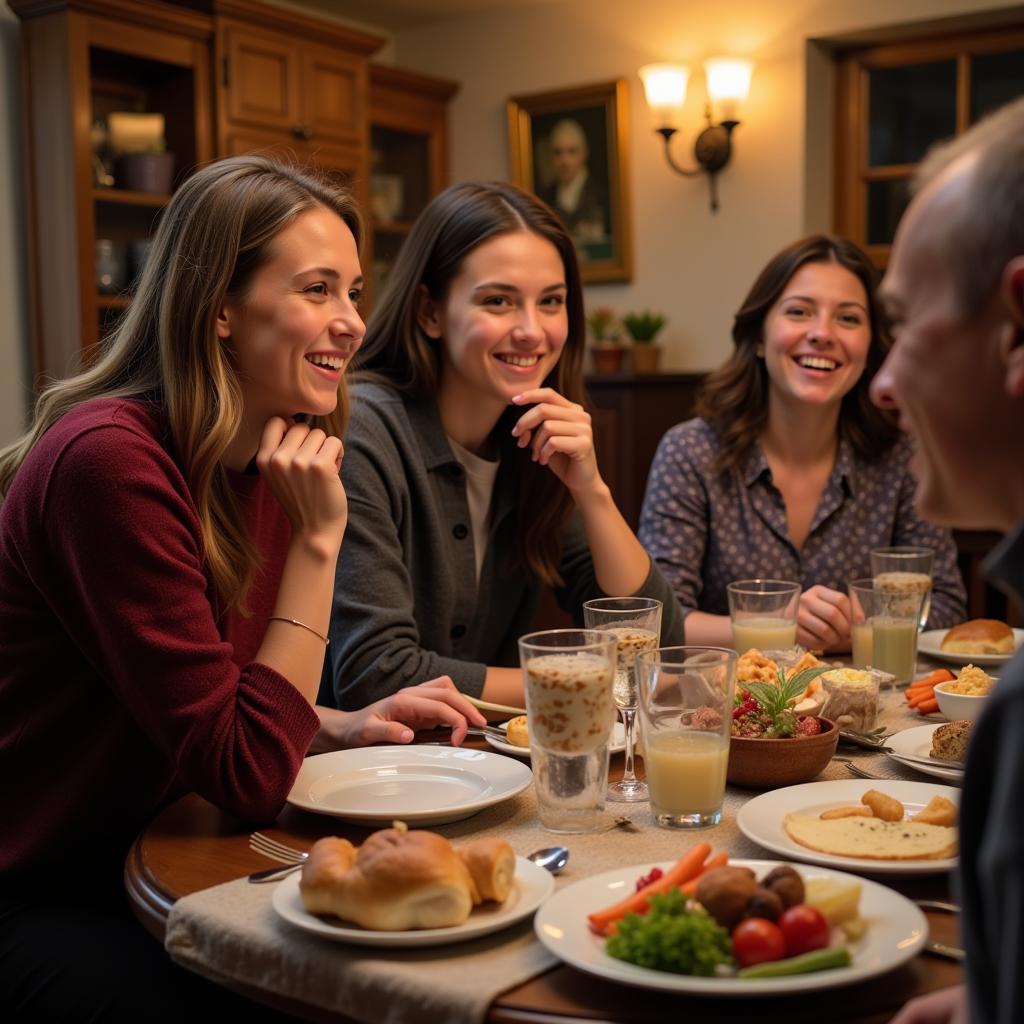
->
[638, 234, 965, 653]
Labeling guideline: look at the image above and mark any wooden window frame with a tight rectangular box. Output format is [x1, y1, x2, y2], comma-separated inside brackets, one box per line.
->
[834, 25, 1024, 269]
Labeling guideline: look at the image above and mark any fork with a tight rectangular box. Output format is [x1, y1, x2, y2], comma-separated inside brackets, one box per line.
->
[834, 757, 881, 781]
[248, 832, 309, 882]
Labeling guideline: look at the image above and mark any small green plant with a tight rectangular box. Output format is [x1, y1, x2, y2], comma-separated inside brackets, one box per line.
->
[622, 310, 666, 343]
[586, 305, 618, 343]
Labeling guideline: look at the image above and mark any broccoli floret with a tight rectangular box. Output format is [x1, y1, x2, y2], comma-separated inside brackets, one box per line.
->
[605, 888, 734, 976]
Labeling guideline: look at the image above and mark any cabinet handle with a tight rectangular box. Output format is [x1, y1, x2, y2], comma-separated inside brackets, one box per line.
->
[292, 125, 313, 141]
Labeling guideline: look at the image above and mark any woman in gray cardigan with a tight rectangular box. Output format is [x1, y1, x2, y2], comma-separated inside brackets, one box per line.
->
[321, 181, 683, 711]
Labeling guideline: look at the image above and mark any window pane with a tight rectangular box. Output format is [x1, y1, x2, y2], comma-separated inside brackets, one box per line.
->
[868, 61, 956, 166]
[971, 50, 1024, 122]
[867, 178, 912, 246]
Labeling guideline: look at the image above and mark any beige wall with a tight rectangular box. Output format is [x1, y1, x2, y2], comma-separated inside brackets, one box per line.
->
[0, 0, 30, 443]
[389, 0, 1021, 372]
[0, 0, 1019, 446]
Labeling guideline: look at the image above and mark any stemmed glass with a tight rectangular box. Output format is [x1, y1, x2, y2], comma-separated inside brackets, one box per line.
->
[582, 597, 662, 803]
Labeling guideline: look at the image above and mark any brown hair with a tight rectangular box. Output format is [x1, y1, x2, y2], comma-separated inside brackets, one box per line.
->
[357, 180, 585, 586]
[696, 234, 898, 474]
[913, 95, 1024, 315]
[0, 154, 362, 611]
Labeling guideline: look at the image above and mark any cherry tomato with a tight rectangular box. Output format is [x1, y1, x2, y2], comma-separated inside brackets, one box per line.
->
[778, 904, 831, 957]
[731, 917, 786, 967]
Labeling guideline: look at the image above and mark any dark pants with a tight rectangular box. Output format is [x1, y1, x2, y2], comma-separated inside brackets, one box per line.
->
[0, 871, 293, 1022]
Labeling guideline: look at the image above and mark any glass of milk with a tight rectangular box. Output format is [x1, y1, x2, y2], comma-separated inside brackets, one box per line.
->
[726, 579, 801, 652]
[518, 629, 618, 833]
[635, 647, 737, 829]
[870, 547, 935, 631]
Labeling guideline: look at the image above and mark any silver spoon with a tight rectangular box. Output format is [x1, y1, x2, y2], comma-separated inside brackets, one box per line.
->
[527, 845, 569, 874]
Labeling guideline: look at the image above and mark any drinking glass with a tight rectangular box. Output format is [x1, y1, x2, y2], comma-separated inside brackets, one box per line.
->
[870, 547, 935, 631]
[582, 597, 662, 803]
[518, 628, 617, 833]
[635, 646, 737, 828]
[848, 577, 927, 685]
[726, 579, 800, 651]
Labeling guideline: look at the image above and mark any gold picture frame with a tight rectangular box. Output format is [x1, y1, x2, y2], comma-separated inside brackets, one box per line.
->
[507, 79, 632, 284]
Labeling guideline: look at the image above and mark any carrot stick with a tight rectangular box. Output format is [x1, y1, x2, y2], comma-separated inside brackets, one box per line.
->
[587, 842, 712, 935]
[907, 682, 936, 694]
[680, 852, 729, 895]
[916, 698, 940, 715]
[906, 689, 934, 703]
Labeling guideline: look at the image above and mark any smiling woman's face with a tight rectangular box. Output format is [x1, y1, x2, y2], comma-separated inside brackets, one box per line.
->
[760, 259, 871, 414]
[421, 229, 569, 421]
[217, 207, 365, 425]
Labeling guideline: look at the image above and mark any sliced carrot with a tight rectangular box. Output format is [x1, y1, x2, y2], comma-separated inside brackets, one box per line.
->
[907, 682, 936, 694]
[680, 852, 729, 895]
[916, 697, 940, 715]
[586, 842, 712, 935]
[915, 669, 954, 687]
[908, 688, 938, 707]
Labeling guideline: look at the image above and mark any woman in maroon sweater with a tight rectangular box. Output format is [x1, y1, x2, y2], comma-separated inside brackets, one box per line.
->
[0, 155, 482, 1021]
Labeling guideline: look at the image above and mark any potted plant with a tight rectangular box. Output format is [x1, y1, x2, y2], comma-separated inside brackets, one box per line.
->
[586, 306, 627, 374]
[622, 310, 667, 374]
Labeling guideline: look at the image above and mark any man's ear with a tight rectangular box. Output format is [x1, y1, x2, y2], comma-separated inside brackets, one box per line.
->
[415, 284, 443, 339]
[999, 257, 1024, 398]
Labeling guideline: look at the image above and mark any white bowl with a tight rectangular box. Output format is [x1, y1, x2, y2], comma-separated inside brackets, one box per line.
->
[934, 680, 990, 723]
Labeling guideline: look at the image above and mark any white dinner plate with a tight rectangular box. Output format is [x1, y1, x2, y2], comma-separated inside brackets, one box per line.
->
[485, 720, 627, 758]
[534, 859, 927, 996]
[287, 746, 532, 826]
[885, 724, 964, 783]
[272, 855, 553, 947]
[917, 627, 1023, 666]
[737, 779, 959, 875]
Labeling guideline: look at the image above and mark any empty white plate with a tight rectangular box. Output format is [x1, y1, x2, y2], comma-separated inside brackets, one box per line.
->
[287, 746, 532, 826]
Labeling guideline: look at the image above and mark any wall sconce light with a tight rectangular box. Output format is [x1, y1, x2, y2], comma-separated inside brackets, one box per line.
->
[639, 57, 753, 212]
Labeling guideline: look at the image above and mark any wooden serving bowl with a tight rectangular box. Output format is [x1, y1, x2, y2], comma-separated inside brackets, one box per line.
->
[726, 717, 838, 789]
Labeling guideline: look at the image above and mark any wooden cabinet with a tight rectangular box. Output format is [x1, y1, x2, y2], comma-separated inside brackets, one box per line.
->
[367, 64, 458, 305]
[12, 0, 213, 379]
[213, 0, 383, 212]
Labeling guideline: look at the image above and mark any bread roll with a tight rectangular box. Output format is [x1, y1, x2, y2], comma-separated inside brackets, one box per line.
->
[457, 838, 516, 903]
[941, 619, 1014, 655]
[299, 826, 476, 930]
[505, 715, 529, 748]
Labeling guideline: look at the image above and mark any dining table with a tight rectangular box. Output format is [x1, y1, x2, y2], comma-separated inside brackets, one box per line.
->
[125, 674, 966, 1024]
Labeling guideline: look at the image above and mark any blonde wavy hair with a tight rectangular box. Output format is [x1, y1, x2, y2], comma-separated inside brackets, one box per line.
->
[0, 154, 362, 612]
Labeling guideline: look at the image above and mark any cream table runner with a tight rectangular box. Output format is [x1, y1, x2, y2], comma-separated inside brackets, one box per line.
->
[165, 686, 949, 1023]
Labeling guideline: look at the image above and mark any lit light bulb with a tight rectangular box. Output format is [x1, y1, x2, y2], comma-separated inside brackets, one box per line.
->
[639, 63, 690, 130]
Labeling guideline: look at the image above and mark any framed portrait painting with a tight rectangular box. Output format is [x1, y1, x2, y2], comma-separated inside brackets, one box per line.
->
[507, 79, 632, 284]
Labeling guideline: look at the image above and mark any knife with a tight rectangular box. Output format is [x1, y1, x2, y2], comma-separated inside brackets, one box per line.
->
[248, 862, 304, 884]
[838, 731, 964, 770]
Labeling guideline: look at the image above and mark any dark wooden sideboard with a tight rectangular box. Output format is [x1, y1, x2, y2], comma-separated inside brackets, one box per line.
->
[532, 371, 1019, 628]
[584, 371, 705, 531]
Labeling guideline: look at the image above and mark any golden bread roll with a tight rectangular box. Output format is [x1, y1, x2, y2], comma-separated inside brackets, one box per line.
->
[299, 824, 476, 930]
[505, 715, 529, 748]
[456, 838, 516, 904]
[940, 619, 1014, 655]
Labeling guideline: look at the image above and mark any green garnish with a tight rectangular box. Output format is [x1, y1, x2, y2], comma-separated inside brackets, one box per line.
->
[744, 667, 831, 737]
[605, 888, 733, 976]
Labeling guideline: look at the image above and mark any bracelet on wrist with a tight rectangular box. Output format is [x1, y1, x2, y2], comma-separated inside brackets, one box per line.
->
[267, 616, 330, 646]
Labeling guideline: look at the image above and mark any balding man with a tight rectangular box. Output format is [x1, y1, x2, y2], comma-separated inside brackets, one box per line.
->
[872, 96, 1024, 1024]
[539, 118, 609, 249]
